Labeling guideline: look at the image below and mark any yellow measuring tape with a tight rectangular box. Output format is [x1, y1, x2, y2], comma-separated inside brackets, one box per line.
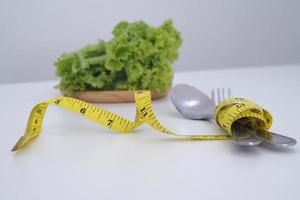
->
[11, 91, 273, 152]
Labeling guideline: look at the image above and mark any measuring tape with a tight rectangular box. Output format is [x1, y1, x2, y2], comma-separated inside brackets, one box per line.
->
[11, 91, 273, 152]
[215, 97, 273, 134]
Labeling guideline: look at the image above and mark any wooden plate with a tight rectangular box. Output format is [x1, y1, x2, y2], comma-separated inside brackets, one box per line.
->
[72, 89, 169, 103]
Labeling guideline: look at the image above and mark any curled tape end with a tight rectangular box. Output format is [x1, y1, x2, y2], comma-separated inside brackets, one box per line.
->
[11, 136, 25, 152]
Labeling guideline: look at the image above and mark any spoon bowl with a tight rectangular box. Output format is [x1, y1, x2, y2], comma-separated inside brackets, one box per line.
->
[170, 84, 215, 119]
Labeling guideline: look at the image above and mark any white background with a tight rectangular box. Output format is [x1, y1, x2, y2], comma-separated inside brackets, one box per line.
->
[1, 0, 300, 83]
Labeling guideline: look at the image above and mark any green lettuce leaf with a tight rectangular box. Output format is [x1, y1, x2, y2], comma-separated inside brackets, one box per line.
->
[55, 20, 182, 96]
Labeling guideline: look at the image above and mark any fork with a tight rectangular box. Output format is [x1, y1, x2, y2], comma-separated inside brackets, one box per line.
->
[210, 88, 264, 145]
[210, 88, 231, 106]
[171, 84, 296, 147]
[211, 88, 297, 146]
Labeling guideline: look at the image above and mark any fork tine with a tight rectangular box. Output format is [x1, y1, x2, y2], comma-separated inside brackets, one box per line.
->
[217, 88, 221, 104]
[222, 88, 225, 100]
[213, 88, 231, 106]
[211, 89, 216, 106]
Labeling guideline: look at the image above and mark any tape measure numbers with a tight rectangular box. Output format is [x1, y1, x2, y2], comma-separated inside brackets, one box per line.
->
[11, 91, 273, 152]
[215, 97, 273, 134]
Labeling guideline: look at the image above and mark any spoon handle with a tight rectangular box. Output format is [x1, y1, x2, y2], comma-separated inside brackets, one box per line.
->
[257, 130, 297, 147]
[234, 123, 297, 147]
[231, 122, 263, 146]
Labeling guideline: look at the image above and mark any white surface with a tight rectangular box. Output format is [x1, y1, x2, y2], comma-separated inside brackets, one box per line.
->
[1, 66, 300, 200]
[1, 0, 300, 83]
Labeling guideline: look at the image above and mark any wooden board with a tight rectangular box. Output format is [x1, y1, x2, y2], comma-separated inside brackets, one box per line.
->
[72, 90, 169, 103]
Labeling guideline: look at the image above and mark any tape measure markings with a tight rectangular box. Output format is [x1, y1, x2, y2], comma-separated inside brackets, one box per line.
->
[11, 91, 272, 152]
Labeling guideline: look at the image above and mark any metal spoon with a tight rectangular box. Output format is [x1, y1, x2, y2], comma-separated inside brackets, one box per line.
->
[170, 84, 261, 145]
[170, 84, 296, 147]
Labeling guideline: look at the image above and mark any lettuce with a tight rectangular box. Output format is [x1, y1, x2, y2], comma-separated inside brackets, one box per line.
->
[55, 20, 182, 96]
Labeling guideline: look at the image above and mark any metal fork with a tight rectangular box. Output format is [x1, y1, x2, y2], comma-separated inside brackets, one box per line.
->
[211, 88, 263, 146]
[210, 88, 231, 106]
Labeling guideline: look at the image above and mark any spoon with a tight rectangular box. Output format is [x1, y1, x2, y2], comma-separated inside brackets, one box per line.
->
[170, 84, 296, 147]
[170, 84, 261, 145]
